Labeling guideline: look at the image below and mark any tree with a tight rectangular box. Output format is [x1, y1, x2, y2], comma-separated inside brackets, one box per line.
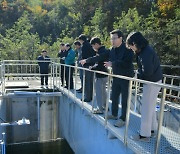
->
[0, 12, 40, 60]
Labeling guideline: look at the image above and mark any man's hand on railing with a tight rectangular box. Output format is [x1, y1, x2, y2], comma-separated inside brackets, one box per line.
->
[104, 61, 112, 67]
[80, 59, 86, 66]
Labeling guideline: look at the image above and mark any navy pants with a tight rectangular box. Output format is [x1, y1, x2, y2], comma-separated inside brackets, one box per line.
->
[111, 78, 129, 121]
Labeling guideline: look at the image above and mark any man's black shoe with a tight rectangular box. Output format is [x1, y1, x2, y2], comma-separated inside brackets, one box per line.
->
[76, 88, 82, 91]
[76, 88, 82, 93]
[81, 98, 92, 102]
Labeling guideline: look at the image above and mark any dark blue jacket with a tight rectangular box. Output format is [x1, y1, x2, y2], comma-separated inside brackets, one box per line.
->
[86, 46, 109, 78]
[136, 45, 162, 82]
[57, 50, 68, 64]
[81, 40, 95, 67]
[37, 56, 50, 74]
[109, 43, 134, 77]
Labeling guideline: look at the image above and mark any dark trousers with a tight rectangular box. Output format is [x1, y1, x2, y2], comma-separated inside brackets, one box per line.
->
[111, 78, 129, 121]
[65, 65, 74, 89]
[60, 65, 66, 85]
[41, 73, 48, 85]
[84, 70, 93, 101]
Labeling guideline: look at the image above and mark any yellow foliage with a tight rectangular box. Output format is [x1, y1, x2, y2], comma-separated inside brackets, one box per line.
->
[1, 0, 8, 10]
[158, 0, 178, 16]
[31, 5, 47, 16]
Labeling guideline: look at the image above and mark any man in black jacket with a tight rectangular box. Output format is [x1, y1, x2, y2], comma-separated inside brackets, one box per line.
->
[57, 43, 68, 86]
[104, 30, 134, 127]
[80, 37, 109, 113]
[78, 34, 95, 102]
[37, 50, 50, 88]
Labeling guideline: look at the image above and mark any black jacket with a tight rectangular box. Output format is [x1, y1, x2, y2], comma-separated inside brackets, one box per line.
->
[37, 55, 50, 74]
[57, 50, 68, 64]
[81, 40, 95, 67]
[110, 43, 134, 77]
[86, 46, 109, 78]
[136, 45, 162, 82]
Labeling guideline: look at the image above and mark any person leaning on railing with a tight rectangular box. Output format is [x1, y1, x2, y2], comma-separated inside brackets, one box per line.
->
[80, 37, 109, 114]
[126, 31, 163, 142]
[78, 34, 95, 102]
[104, 29, 134, 128]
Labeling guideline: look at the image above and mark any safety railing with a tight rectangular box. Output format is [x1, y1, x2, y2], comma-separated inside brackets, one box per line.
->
[51, 62, 180, 154]
[0, 60, 180, 154]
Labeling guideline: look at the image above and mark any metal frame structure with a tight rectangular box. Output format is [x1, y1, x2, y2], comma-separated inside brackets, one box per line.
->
[0, 60, 180, 154]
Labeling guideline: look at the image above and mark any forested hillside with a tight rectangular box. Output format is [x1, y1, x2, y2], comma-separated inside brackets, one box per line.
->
[0, 0, 179, 66]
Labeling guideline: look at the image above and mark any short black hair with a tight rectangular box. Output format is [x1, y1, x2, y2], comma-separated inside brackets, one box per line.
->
[74, 41, 81, 46]
[126, 32, 148, 50]
[42, 49, 47, 53]
[110, 29, 123, 38]
[60, 43, 65, 46]
[78, 34, 87, 41]
[65, 43, 71, 48]
[90, 37, 101, 45]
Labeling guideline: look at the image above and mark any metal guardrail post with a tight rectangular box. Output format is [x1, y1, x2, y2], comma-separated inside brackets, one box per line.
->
[155, 88, 167, 154]
[52, 62, 55, 91]
[91, 72, 96, 113]
[74, 62, 78, 98]
[37, 91, 40, 141]
[1, 61, 5, 95]
[59, 64, 61, 88]
[134, 81, 138, 112]
[50, 62, 53, 88]
[55, 63, 58, 87]
[68, 66, 71, 98]
[124, 80, 133, 145]
[81, 69, 85, 109]
[1, 132, 6, 154]
[105, 75, 111, 125]
[63, 65, 66, 89]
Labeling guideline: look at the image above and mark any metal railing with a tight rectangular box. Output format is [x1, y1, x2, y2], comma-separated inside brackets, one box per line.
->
[0, 60, 180, 154]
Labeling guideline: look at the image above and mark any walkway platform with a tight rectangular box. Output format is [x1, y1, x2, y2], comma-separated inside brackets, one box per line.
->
[1, 76, 180, 154]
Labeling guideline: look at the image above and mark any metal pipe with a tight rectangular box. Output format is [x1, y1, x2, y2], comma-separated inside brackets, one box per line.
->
[155, 88, 167, 154]
[58, 64, 61, 88]
[37, 91, 40, 141]
[74, 62, 78, 98]
[91, 72, 96, 113]
[63, 65, 66, 90]
[52, 62, 55, 91]
[134, 81, 138, 112]
[68, 66, 71, 98]
[1, 132, 6, 154]
[82, 69, 85, 109]
[55, 63, 58, 87]
[169, 78, 174, 95]
[105, 75, 111, 125]
[124, 80, 133, 145]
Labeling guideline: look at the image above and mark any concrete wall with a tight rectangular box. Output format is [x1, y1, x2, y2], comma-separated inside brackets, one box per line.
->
[59, 95, 133, 154]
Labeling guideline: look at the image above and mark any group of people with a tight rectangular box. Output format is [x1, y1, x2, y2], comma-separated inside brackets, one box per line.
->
[37, 29, 163, 142]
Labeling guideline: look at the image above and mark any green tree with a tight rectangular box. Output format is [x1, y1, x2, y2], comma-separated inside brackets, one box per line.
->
[0, 12, 40, 60]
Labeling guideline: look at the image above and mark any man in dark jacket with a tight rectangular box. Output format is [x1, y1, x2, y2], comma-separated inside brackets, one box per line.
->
[57, 43, 68, 86]
[78, 34, 95, 102]
[80, 37, 109, 113]
[37, 50, 50, 88]
[104, 29, 134, 127]
[64, 43, 75, 89]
